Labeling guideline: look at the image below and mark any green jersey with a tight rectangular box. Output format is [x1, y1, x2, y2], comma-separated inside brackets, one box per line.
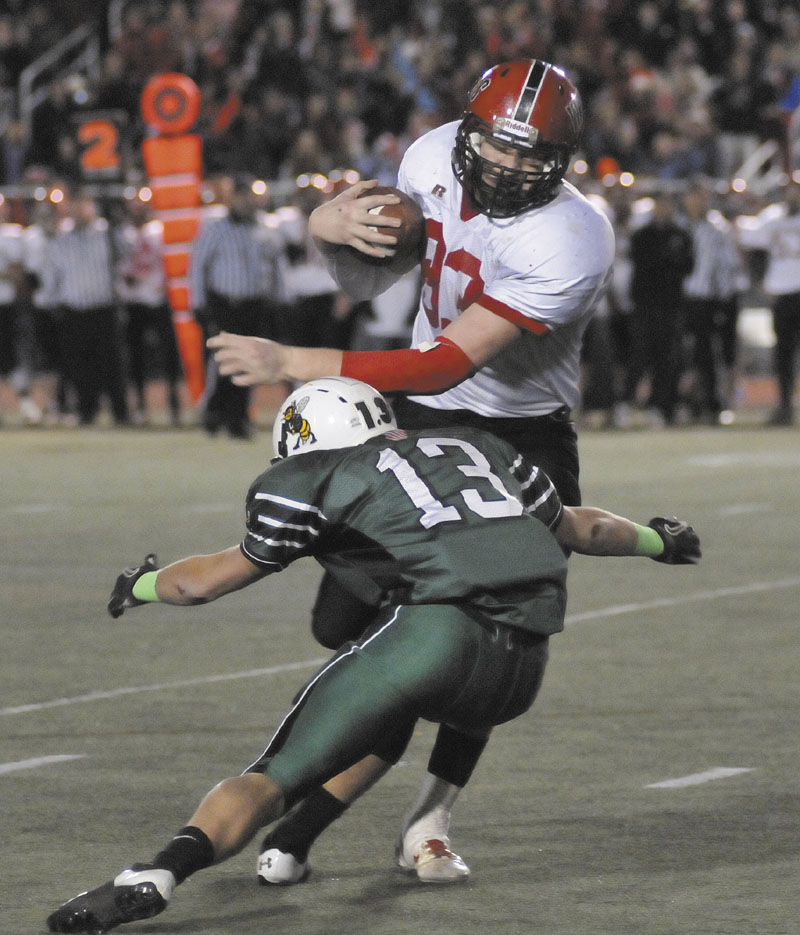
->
[241, 427, 567, 635]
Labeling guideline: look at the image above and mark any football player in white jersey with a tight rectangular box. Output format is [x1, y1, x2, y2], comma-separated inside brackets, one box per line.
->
[736, 176, 800, 425]
[208, 59, 615, 883]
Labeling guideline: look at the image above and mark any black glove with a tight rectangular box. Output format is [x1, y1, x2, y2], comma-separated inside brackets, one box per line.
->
[108, 553, 159, 618]
[648, 517, 701, 565]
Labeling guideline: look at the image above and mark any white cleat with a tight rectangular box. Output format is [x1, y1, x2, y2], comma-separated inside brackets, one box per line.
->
[256, 847, 310, 885]
[395, 836, 470, 883]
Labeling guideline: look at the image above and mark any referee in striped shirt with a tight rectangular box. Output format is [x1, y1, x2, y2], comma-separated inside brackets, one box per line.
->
[40, 192, 130, 426]
[191, 178, 291, 439]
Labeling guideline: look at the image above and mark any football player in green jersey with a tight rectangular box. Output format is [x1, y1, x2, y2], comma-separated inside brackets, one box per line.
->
[47, 378, 700, 934]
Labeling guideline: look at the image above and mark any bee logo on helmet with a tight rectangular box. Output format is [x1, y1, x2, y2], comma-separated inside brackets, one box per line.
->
[279, 396, 316, 457]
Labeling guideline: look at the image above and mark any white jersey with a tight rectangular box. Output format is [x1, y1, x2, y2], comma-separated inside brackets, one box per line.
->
[326, 122, 614, 417]
[737, 205, 800, 296]
[114, 220, 167, 306]
[0, 222, 24, 306]
[404, 122, 614, 416]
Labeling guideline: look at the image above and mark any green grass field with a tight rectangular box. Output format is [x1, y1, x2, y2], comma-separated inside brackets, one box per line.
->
[2, 422, 798, 935]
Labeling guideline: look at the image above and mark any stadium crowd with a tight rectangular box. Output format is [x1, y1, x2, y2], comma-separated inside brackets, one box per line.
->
[3, 0, 800, 185]
[1, 0, 799, 428]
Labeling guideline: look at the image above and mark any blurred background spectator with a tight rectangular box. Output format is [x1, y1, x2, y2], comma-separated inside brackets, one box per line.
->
[190, 174, 292, 439]
[737, 177, 800, 425]
[38, 190, 130, 427]
[0, 0, 792, 194]
[275, 181, 364, 353]
[615, 192, 695, 428]
[0, 196, 39, 425]
[113, 197, 183, 425]
[22, 200, 67, 423]
[680, 182, 746, 425]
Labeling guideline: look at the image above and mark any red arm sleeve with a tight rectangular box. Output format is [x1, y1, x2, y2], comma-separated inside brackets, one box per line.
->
[340, 336, 475, 393]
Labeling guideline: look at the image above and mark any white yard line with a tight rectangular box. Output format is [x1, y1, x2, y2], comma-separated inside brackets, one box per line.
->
[687, 452, 800, 468]
[564, 575, 800, 624]
[0, 659, 327, 716]
[0, 754, 85, 775]
[7, 503, 59, 513]
[645, 767, 755, 789]
[717, 503, 772, 516]
[4, 575, 800, 718]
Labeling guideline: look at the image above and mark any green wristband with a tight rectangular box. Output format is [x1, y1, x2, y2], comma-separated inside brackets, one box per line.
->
[633, 524, 665, 557]
[131, 570, 161, 603]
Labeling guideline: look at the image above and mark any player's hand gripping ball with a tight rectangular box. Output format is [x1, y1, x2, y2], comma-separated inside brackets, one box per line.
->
[108, 553, 159, 618]
[358, 186, 426, 266]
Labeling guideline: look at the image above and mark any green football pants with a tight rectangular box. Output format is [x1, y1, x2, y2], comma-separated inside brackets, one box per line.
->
[246, 603, 549, 806]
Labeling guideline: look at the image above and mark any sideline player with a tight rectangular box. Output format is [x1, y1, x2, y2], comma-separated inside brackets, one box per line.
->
[46, 378, 700, 934]
[208, 59, 615, 881]
[736, 176, 800, 425]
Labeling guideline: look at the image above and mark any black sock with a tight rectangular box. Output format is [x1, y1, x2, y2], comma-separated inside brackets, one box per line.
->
[427, 724, 490, 787]
[151, 826, 215, 884]
[261, 788, 348, 861]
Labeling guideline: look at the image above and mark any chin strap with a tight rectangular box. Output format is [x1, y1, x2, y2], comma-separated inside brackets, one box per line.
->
[340, 336, 475, 393]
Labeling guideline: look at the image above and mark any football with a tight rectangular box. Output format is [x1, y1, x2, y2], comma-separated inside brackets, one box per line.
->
[357, 185, 426, 265]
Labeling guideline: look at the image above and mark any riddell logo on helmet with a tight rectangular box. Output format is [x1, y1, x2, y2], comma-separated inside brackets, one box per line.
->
[494, 117, 539, 144]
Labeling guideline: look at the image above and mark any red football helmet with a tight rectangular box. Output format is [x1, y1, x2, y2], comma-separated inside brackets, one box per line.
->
[452, 60, 583, 218]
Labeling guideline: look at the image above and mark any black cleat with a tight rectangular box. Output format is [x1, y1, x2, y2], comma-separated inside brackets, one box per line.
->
[47, 865, 174, 934]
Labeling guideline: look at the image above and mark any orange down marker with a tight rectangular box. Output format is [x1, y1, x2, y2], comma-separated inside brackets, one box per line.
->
[141, 73, 205, 402]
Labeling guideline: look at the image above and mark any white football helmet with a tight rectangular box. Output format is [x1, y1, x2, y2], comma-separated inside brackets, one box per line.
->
[272, 377, 398, 460]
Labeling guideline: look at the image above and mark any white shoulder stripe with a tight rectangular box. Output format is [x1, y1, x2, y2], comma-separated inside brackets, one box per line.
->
[254, 492, 326, 518]
[245, 531, 309, 550]
[256, 514, 322, 535]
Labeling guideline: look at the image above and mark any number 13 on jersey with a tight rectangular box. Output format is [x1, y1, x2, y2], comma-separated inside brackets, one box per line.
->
[377, 437, 523, 529]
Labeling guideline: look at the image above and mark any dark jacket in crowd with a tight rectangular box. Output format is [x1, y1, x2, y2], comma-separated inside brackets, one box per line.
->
[629, 220, 694, 307]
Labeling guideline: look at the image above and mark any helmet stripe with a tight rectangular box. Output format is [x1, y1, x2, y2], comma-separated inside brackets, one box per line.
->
[515, 60, 548, 124]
